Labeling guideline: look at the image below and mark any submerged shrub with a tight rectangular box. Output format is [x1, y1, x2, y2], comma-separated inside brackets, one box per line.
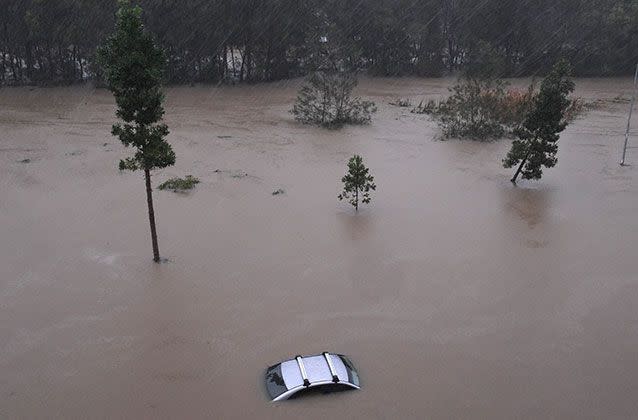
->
[412, 41, 530, 141]
[433, 78, 508, 141]
[415, 76, 588, 142]
[499, 84, 537, 128]
[291, 72, 377, 128]
[564, 97, 596, 123]
[158, 175, 200, 192]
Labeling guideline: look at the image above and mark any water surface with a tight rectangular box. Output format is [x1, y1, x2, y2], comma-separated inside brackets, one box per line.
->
[1, 78, 637, 419]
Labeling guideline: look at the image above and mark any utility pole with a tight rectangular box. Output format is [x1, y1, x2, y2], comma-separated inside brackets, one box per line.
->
[621, 63, 638, 166]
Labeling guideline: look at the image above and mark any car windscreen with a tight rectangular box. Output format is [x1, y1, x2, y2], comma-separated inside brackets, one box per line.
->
[265, 364, 289, 399]
[339, 355, 360, 387]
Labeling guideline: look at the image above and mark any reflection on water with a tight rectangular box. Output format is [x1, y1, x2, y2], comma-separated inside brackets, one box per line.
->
[501, 185, 554, 229]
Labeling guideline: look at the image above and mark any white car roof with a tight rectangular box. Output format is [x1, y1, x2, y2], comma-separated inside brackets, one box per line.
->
[265, 353, 360, 401]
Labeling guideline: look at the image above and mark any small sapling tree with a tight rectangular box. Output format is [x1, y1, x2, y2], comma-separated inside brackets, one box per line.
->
[338, 155, 376, 211]
[98, 0, 175, 262]
[292, 71, 377, 128]
[504, 59, 575, 183]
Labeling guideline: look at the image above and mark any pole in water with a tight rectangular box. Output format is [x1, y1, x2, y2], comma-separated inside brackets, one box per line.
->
[621, 63, 638, 166]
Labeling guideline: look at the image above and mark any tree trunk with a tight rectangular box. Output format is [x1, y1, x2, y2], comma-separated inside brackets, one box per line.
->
[46, 42, 54, 81]
[355, 188, 359, 212]
[511, 150, 531, 184]
[222, 45, 228, 81]
[144, 168, 161, 262]
[245, 46, 252, 82]
[25, 41, 33, 80]
[0, 52, 5, 83]
[79, 49, 84, 81]
[231, 48, 237, 81]
[239, 48, 245, 82]
[72, 45, 78, 80]
[9, 53, 17, 82]
[37, 55, 45, 78]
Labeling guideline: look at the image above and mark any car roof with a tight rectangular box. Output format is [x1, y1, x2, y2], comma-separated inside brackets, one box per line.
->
[265, 352, 360, 401]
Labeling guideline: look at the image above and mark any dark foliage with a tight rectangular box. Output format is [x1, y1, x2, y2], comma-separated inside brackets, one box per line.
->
[158, 175, 200, 192]
[292, 72, 377, 128]
[415, 43, 516, 141]
[98, 0, 175, 262]
[338, 155, 376, 212]
[427, 78, 509, 141]
[504, 60, 575, 183]
[1, 0, 637, 86]
[97, 0, 175, 173]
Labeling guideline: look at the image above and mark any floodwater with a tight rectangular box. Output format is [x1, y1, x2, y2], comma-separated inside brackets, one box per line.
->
[1, 77, 637, 419]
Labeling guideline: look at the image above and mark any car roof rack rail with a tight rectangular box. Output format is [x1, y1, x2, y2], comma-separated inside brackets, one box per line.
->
[265, 352, 361, 402]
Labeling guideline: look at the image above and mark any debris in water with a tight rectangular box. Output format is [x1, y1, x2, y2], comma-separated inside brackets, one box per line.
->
[389, 98, 412, 107]
[231, 171, 248, 179]
[272, 189, 285, 196]
[158, 175, 200, 192]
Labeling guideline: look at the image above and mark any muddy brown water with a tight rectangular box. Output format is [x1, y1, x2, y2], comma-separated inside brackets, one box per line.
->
[1, 78, 638, 419]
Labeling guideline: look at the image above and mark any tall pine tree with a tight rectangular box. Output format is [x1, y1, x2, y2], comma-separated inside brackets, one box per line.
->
[504, 59, 575, 183]
[98, 0, 175, 262]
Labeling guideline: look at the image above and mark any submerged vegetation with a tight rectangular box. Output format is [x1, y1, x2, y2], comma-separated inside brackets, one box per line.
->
[415, 66, 586, 142]
[158, 176, 200, 192]
[292, 72, 377, 128]
[416, 83, 591, 142]
[415, 79, 511, 141]
[414, 81, 539, 141]
[389, 99, 412, 108]
[413, 41, 533, 141]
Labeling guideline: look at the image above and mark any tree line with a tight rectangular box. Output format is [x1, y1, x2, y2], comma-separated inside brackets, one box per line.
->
[101, 1, 575, 261]
[2, 0, 637, 86]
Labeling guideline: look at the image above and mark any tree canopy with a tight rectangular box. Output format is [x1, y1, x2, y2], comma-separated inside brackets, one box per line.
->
[97, 0, 175, 173]
[98, 0, 175, 262]
[292, 72, 377, 128]
[1, 0, 637, 86]
[339, 155, 376, 212]
[504, 59, 575, 183]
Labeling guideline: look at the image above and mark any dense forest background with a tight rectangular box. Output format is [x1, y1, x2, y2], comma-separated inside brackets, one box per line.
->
[1, 0, 638, 85]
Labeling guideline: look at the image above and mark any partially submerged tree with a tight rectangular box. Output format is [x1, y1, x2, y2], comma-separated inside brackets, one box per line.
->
[338, 155, 376, 211]
[504, 59, 575, 183]
[98, 0, 175, 262]
[416, 41, 510, 141]
[429, 78, 508, 140]
[292, 72, 377, 128]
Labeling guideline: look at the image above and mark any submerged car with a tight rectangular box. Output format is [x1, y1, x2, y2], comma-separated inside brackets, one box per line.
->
[265, 352, 361, 402]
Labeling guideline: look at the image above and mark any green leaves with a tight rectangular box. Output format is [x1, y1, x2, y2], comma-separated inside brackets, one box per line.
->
[98, 0, 174, 172]
[338, 155, 376, 211]
[504, 59, 575, 182]
[158, 175, 200, 192]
